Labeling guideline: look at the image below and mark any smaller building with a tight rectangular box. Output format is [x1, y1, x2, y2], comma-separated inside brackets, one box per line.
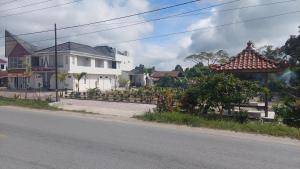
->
[150, 70, 182, 83]
[125, 64, 153, 87]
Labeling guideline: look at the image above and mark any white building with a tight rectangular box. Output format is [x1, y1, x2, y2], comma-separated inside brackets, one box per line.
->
[5, 31, 133, 91]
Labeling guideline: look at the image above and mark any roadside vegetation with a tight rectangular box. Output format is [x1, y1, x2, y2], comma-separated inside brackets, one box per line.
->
[135, 112, 300, 140]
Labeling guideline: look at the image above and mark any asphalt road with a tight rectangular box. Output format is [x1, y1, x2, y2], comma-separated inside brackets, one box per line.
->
[0, 107, 299, 169]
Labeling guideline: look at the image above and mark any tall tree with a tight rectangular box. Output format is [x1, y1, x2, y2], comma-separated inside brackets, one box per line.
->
[58, 72, 68, 90]
[257, 45, 285, 61]
[283, 34, 300, 66]
[174, 65, 184, 72]
[185, 50, 229, 65]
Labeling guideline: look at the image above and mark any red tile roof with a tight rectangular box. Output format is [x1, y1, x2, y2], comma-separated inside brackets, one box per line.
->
[151, 71, 180, 78]
[0, 58, 7, 64]
[210, 41, 287, 73]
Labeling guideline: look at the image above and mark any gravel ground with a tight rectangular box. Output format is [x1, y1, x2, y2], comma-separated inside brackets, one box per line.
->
[55, 99, 156, 117]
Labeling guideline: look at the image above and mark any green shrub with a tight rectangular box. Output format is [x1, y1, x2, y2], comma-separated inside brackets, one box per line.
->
[180, 73, 260, 115]
[233, 110, 249, 124]
[87, 88, 101, 99]
[274, 97, 300, 128]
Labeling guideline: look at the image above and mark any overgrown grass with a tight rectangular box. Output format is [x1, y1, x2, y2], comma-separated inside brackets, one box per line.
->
[0, 97, 58, 110]
[134, 111, 300, 140]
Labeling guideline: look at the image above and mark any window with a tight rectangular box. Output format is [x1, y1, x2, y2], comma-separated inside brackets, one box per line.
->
[72, 56, 75, 65]
[31, 57, 40, 67]
[0, 64, 4, 69]
[65, 56, 69, 64]
[112, 61, 117, 69]
[84, 77, 87, 84]
[77, 56, 91, 67]
[95, 59, 104, 68]
[8, 57, 25, 69]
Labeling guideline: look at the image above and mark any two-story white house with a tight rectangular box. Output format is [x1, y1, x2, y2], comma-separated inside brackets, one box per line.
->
[5, 30, 133, 91]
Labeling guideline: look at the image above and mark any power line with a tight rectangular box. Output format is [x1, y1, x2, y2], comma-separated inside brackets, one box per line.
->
[0, 0, 204, 38]
[28, 0, 297, 43]
[102, 10, 300, 45]
[58, 0, 204, 31]
[0, 0, 55, 13]
[1, 0, 297, 45]
[3, 11, 299, 52]
[0, 0, 81, 18]
[7, 9, 298, 49]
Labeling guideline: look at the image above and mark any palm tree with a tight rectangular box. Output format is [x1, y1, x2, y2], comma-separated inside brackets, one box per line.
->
[23, 62, 32, 99]
[57, 72, 68, 95]
[73, 72, 87, 92]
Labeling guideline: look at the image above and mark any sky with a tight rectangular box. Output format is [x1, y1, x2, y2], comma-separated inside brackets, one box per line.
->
[0, 0, 299, 70]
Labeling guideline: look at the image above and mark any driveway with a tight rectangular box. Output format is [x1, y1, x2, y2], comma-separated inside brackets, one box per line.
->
[55, 99, 156, 117]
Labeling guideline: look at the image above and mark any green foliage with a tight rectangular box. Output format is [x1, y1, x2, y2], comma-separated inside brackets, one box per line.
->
[87, 88, 101, 99]
[274, 97, 300, 128]
[185, 64, 211, 78]
[73, 72, 87, 92]
[185, 50, 229, 65]
[283, 34, 300, 66]
[118, 76, 129, 87]
[233, 110, 249, 124]
[257, 45, 285, 61]
[157, 89, 175, 112]
[174, 65, 184, 73]
[181, 73, 260, 115]
[135, 111, 300, 140]
[58, 73, 68, 83]
[156, 76, 176, 88]
[0, 97, 58, 110]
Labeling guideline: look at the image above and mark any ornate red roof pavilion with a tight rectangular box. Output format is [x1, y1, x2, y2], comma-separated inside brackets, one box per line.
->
[210, 41, 288, 117]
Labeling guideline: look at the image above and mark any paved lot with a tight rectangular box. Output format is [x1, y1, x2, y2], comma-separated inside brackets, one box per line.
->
[0, 107, 300, 169]
[55, 99, 156, 117]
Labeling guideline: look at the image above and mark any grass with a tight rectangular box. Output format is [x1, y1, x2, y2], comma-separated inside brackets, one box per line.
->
[134, 111, 300, 140]
[0, 97, 99, 115]
[0, 97, 58, 110]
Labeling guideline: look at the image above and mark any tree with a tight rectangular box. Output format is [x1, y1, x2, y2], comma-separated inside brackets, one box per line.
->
[185, 50, 229, 65]
[73, 72, 87, 92]
[181, 73, 260, 115]
[174, 65, 184, 72]
[57, 72, 68, 95]
[156, 76, 176, 88]
[257, 45, 285, 61]
[23, 62, 32, 99]
[118, 76, 129, 88]
[185, 63, 211, 78]
[283, 34, 300, 66]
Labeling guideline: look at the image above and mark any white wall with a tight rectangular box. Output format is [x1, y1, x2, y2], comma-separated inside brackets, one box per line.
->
[68, 55, 122, 75]
[70, 74, 117, 92]
[23, 50, 132, 91]
[115, 53, 133, 71]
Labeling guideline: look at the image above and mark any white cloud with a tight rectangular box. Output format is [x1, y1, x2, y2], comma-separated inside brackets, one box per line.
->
[0, 0, 153, 61]
[186, 0, 300, 55]
[1, 0, 299, 70]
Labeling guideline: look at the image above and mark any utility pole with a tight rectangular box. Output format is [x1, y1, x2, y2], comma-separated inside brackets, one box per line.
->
[55, 24, 58, 102]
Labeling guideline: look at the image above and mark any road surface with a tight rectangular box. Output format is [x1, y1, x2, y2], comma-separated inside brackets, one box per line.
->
[0, 107, 299, 169]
